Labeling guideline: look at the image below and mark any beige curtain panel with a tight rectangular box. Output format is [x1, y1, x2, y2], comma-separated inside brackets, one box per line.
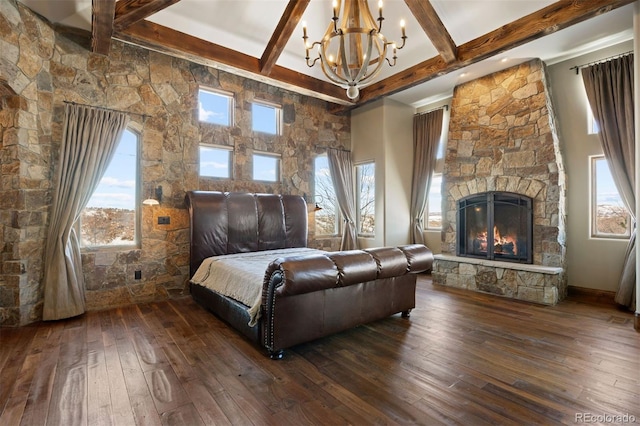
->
[410, 108, 444, 244]
[581, 53, 635, 310]
[43, 104, 129, 320]
[327, 148, 359, 250]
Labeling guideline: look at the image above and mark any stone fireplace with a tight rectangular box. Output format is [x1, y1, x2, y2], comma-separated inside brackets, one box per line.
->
[457, 191, 533, 264]
[432, 59, 567, 305]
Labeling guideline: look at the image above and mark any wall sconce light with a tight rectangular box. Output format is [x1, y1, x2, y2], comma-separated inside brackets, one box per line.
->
[143, 185, 163, 205]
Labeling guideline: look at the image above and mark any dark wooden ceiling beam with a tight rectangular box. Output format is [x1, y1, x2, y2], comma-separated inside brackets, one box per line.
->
[404, 0, 457, 64]
[91, 0, 116, 55]
[260, 0, 310, 76]
[333, 0, 636, 112]
[115, 20, 352, 105]
[114, 0, 181, 32]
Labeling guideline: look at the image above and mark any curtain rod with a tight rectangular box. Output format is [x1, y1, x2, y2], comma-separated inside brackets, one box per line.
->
[415, 105, 449, 116]
[63, 100, 150, 119]
[569, 50, 633, 74]
[314, 145, 351, 152]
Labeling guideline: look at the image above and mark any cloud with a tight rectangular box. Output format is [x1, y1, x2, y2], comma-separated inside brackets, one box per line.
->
[201, 161, 228, 169]
[598, 191, 625, 205]
[100, 176, 135, 188]
[86, 192, 134, 209]
[317, 167, 331, 177]
[199, 102, 225, 123]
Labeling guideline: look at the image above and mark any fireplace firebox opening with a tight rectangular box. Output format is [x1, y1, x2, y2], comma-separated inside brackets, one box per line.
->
[457, 192, 533, 264]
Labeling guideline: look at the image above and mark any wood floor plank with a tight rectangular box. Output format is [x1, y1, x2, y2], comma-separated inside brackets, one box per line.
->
[0, 351, 42, 425]
[0, 321, 61, 424]
[0, 326, 37, 413]
[118, 339, 162, 425]
[160, 403, 204, 426]
[85, 311, 115, 426]
[103, 343, 137, 426]
[144, 366, 191, 415]
[180, 379, 232, 426]
[45, 326, 88, 426]
[1, 276, 638, 425]
[19, 322, 65, 426]
[87, 338, 113, 426]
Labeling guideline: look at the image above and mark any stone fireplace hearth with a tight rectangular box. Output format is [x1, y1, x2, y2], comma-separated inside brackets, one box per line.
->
[432, 59, 567, 305]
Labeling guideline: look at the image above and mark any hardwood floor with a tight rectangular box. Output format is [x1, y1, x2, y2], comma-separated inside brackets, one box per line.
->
[1, 276, 638, 425]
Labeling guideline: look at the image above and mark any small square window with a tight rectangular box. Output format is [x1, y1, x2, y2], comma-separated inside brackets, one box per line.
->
[200, 145, 233, 178]
[253, 153, 280, 182]
[198, 88, 233, 126]
[252, 101, 281, 135]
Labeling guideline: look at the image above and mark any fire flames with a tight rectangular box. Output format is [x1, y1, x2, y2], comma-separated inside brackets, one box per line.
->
[475, 226, 518, 255]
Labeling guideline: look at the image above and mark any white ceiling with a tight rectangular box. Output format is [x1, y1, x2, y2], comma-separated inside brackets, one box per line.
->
[18, 0, 635, 108]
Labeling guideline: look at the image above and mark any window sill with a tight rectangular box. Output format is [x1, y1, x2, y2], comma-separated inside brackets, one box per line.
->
[589, 235, 631, 241]
[81, 244, 140, 253]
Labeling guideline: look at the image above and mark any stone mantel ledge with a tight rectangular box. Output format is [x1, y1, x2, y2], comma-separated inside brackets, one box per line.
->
[434, 254, 563, 275]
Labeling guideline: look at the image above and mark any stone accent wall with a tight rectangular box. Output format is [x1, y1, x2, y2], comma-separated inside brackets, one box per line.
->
[0, 0, 348, 325]
[433, 59, 568, 304]
[0, 1, 55, 325]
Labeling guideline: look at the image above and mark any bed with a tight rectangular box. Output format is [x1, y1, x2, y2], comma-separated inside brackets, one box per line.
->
[186, 191, 434, 358]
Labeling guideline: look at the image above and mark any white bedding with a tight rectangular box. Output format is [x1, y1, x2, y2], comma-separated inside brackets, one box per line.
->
[190, 247, 325, 326]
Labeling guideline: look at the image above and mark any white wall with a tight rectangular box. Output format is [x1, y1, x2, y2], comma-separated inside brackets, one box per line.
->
[381, 99, 414, 246]
[351, 98, 414, 248]
[547, 40, 633, 292]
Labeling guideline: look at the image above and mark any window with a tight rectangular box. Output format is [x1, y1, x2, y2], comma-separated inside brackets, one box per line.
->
[314, 155, 340, 235]
[587, 105, 599, 135]
[198, 87, 233, 126]
[253, 152, 280, 182]
[356, 162, 375, 236]
[425, 174, 442, 229]
[590, 156, 631, 239]
[80, 128, 139, 247]
[252, 100, 281, 135]
[200, 144, 232, 178]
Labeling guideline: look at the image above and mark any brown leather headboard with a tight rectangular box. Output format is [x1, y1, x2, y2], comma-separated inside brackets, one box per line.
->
[185, 191, 308, 276]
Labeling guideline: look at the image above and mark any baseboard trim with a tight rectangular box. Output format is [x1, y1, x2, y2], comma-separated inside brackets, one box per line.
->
[568, 286, 617, 306]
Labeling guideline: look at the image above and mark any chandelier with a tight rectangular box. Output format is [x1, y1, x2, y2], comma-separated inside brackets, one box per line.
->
[303, 0, 407, 100]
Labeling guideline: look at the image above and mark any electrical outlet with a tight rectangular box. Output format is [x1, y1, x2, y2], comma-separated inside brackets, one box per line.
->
[134, 270, 142, 280]
[158, 216, 170, 225]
